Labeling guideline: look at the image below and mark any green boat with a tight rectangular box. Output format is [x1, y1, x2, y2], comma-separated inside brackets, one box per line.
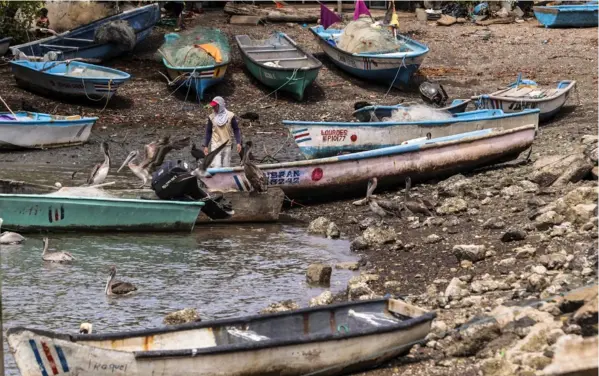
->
[0, 193, 203, 233]
[235, 32, 322, 101]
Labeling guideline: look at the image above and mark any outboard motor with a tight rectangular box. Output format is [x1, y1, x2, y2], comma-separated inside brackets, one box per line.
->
[419, 81, 449, 108]
[151, 160, 234, 220]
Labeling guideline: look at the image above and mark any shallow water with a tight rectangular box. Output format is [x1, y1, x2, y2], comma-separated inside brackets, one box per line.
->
[1, 224, 355, 375]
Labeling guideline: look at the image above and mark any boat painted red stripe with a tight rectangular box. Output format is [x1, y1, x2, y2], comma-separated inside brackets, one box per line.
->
[41, 341, 59, 375]
[294, 133, 310, 139]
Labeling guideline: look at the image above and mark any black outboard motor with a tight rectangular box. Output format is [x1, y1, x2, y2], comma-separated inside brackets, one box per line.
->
[151, 160, 234, 220]
[419, 81, 449, 108]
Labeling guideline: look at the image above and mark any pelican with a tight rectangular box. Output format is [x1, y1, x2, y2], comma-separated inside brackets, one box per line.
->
[365, 178, 397, 220]
[404, 177, 434, 216]
[190, 142, 206, 167]
[79, 323, 93, 334]
[241, 141, 267, 193]
[41, 238, 75, 263]
[191, 140, 230, 179]
[85, 142, 110, 186]
[118, 150, 151, 188]
[0, 218, 25, 245]
[105, 265, 137, 296]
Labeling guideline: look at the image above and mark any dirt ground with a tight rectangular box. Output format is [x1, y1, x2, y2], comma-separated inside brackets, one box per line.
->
[0, 8, 597, 376]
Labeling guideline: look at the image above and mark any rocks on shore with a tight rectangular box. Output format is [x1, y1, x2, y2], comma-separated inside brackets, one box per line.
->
[163, 308, 201, 325]
[306, 263, 332, 285]
[260, 300, 299, 314]
[307, 217, 340, 239]
[309, 291, 333, 307]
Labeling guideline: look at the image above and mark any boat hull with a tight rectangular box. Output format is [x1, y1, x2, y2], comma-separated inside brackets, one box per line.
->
[203, 126, 536, 201]
[533, 4, 598, 27]
[164, 64, 229, 100]
[285, 109, 539, 159]
[0, 194, 203, 232]
[196, 188, 284, 223]
[0, 36, 12, 56]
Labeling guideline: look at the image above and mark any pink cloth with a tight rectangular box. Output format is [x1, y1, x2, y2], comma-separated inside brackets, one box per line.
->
[353, 0, 371, 20]
[320, 3, 341, 29]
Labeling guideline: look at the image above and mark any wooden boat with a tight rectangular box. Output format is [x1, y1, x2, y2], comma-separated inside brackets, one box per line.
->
[9, 3, 160, 61]
[7, 298, 435, 376]
[10, 60, 131, 100]
[284, 108, 539, 159]
[534, 1, 598, 28]
[161, 31, 230, 100]
[309, 25, 428, 88]
[202, 125, 537, 201]
[235, 32, 322, 101]
[0, 36, 12, 56]
[196, 188, 285, 223]
[353, 99, 471, 122]
[472, 78, 576, 122]
[0, 112, 98, 150]
[0, 193, 203, 232]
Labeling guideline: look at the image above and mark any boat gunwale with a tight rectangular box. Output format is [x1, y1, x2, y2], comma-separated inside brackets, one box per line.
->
[0, 36, 12, 44]
[0, 111, 99, 126]
[309, 25, 429, 60]
[7, 298, 436, 358]
[235, 33, 323, 72]
[351, 99, 472, 118]
[471, 80, 577, 103]
[283, 108, 540, 128]
[0, 193, 205, 207]
[533, 4, 598, 14]
[207, 124, 537, 174]
[161, 29, 231, 71]
[10, 60, 131, 81]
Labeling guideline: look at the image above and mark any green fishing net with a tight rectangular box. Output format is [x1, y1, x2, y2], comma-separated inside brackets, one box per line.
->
[160, 27, 230, 67]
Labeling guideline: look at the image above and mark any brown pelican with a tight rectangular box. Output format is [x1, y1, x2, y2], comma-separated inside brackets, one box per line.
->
[105, 265, 137, 296]
[41, 238, 75, 263]
[79, 323, 93, 334]
[365, 178, 397, 220]
[86, 142, 110, 186]
[190, 142, 206, 167]
[0, 218, 25, 245]
[118, 150, 151, 188]
[404, 176, 434, 216]
[241, 141, 267, 193]
[191, 141, 230, 179]
[141, 136, 190, 173]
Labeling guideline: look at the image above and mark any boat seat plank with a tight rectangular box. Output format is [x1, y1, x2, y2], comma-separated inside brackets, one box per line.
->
[246, 48, 297, 53]
[60, 37, 95, 43]
[254, 56, 308, 62]
[39, 44, 79, 51]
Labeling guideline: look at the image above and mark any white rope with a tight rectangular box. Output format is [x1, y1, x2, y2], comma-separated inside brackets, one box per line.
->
[383, 55, 407, 99]
[248, 67, 300, 106]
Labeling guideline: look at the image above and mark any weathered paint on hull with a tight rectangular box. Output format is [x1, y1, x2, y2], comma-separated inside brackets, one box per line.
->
[285, 109, 539, 159]
[533, 4, 598, 27]
[165, 64, 228, 101]
[0, 194, 203, 232]
[196, 188, 284, 223]
[203, 126, 536, 200]
[0, 119, 96, 150]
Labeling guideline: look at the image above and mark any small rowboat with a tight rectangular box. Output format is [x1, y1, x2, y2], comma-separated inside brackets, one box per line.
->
[10, 3, 160, 61]
[285, 108, 539, 159]
[309, 25, 428, 88]
[533, 1, 598, 28]
[202, 125, 537, 201]
[10, 60, 131, 100]
[0, 193, 203, 232]
[472, 78, 576, 122]
[7, 298, 435, 376]
[0, 36, 12, 56]
[235, 32, 322, 101]
[353, 99, 472, 123]
[0, 112, 98, 150]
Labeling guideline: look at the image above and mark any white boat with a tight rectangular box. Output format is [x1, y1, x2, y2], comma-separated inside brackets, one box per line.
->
[7, 298, 435, 376]
[472, 78, 576, 122]
[0, 111, 98, 150]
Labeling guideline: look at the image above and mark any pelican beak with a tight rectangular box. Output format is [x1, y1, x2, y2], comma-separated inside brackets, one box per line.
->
[118, 154, 133, 173]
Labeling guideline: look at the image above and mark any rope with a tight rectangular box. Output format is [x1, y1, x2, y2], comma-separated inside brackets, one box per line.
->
[383, 55, 407, 99]
[248, 68, 300, 107]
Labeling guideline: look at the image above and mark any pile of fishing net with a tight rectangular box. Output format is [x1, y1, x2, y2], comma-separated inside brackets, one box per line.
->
[383, 105, 454, 122]
[337, 17, 400, 54]
[159, 27, 230, 67]
[46, 187, 116, 198]
[93, 20, 136, 52]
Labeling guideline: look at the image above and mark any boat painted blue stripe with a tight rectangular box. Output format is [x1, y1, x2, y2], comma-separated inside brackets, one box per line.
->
[291, 128, 309, 134]
[54, 345, 69, 372]
[10, 60, 132, 80]
[295, 137, 312, 144]
[233, 175, 245, 191]
[28, 340, 49, 376]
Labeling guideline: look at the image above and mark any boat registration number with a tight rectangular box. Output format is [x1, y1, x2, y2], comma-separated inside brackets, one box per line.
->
[266, 170, 300, 185]
[321, 129, 347, 142]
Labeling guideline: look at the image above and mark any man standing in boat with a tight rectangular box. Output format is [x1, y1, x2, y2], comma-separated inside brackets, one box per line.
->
[202, 96, 243, 168]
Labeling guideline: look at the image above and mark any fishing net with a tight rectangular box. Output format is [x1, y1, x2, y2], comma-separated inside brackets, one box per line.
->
[159, 27, 230, 68]
[383, 105, 454, 122]
[337, 17, 401, 54]
[47, 187, 116, 198]
[93, 20, 136, 52]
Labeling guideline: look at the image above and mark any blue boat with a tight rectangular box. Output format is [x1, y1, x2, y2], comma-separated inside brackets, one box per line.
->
[10, 60, 131, 101]
[0, 36, 12, 56]
[534, 1, 598, 28]
[353, 99, 471, 122]
[9, 3, 160, 61]
[309, 25, 429, 88]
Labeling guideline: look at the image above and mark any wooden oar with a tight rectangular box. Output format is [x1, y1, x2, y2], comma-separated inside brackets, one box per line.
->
[0, 95, 16, 117]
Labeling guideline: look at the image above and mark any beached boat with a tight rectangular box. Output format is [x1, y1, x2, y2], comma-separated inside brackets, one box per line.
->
[0, 36, 12, 56]
[7, 298, 435, 376]
[534, 1, 598, 28]
[472, 79, 576, 121]
[235, 33, 322, 101]
[284, 108, 539, 159]
[10, 60, 131, 100]
[0, 179, 58, 195]
[0, 112, 98, 150]
[196, 188, 284, 223]
[10, 3, 160, 61]
[0, 193, 203, 232]
[161, 30, 230, 100]
[309, 25, 428, 88]
[202, 125, 537, 201]
[353, 99, 471, 122]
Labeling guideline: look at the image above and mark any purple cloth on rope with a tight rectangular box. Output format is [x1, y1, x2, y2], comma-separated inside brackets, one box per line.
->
[320, 4, 341, 29]
[354, 0, 371, 20]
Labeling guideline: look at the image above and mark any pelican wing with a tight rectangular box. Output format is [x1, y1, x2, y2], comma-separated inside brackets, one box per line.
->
[86, 163, 101, 185]
[112, 281, 137, 294]
[202, 141, 229, 170]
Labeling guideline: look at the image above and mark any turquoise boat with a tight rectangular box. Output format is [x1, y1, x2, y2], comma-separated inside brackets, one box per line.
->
[533, 1, 598, 28]
[0, 194, 203, 232]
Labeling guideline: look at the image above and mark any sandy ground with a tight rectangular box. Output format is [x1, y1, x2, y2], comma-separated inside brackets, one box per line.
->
[0, 9, 597, 376]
